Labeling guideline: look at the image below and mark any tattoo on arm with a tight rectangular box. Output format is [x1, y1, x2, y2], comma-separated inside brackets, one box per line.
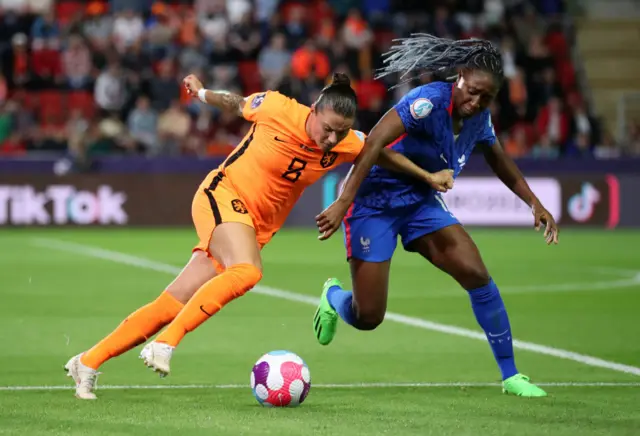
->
[203, 90, 246, 116]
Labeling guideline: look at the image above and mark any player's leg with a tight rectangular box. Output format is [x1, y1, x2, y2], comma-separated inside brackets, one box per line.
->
[77, 251, 217, 364]
[141, 178, 263, 376]
[65, 193, 224, 399]
[314, 204, 397, 345]
[141, 222, 262, 376]
[402, 198, 546, 397]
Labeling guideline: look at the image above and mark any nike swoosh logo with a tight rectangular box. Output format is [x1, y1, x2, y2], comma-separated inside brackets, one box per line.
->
[274, 136, 289, 143]
[487, 329, 509, 337]
[200, 305, 213, 316]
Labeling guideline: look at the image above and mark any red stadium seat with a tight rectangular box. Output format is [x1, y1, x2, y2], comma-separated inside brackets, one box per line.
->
[55, 1, 85, 26]
[68, 91, 96, 120]
[38, 91, 67, 125]
[238, 61, 262, 95]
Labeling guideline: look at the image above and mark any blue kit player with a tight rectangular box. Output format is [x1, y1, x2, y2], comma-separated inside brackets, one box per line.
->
[313, 35, 559, 397]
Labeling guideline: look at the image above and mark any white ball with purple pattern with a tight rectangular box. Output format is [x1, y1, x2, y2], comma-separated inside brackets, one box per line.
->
[250, 350, 311, 407]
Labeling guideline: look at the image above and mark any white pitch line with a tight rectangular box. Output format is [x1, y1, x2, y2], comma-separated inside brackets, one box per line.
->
[2, 382, 639, 392]
[30, 238, 640, 377]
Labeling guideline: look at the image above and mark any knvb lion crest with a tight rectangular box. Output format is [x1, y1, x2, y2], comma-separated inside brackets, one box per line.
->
[320, 151, 338, 168]
[231, 199, 248, 214]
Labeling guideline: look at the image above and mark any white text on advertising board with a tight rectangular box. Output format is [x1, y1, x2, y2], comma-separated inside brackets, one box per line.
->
[0, 185, 128, 225]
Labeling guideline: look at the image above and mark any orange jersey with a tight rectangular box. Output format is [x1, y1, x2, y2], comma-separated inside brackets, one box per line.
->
[212, 90, 365, 232]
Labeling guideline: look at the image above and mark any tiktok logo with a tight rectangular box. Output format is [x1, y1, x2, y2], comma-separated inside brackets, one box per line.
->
[567, 182, 600, 222]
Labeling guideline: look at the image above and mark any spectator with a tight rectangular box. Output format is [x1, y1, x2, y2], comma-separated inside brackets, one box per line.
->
[157, 99, 191, 156]
[198, 2, 229, 43]
[291, 39, 330, 81]
[229, 11, 262, 60]
[594, 131, 622, 159]
[258, 33, 292, 90]
[530, 134, 560, 159]
[565, 132, 594, 159]
[65, 108, 91, 160]
[112, 9, 144, 53]
[5, 33, 31, 88]
[282, 4, 308, 50]
[145, 2, 179, 60]
[127, 95, 157, 151]
[149, 60, 180, 112]
[62, 34, 93, 90]
[504, 125, 530, 158]
[94, 62, 126, 114]
[179, 33, 208, 75]
[226, 0, 252, 25]
[536, 96, 568, 148]
[83, 2, 113, 51]
[430, 6, 461, 39]
[31, 10, 59, 40]
[568, 95, 600, 146]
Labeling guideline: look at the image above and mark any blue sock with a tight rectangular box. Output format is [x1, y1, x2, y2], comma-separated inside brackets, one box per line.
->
[467, 279, 518, 380]
[326, 285, 358, 327]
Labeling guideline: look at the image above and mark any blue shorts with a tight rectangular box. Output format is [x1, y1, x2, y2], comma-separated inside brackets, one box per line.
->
[343, 194, 460, 262]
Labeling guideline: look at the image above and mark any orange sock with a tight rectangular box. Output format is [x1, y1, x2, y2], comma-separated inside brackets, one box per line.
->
[155, 263, 262, 347]
[80, 291, 184, 370]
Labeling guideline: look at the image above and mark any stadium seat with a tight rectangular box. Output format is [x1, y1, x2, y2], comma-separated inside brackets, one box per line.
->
[55, 1, 86, 26]
[68, 91, 96, 120]
[39, 91, 67, 125]
[238, 61, 262, 95]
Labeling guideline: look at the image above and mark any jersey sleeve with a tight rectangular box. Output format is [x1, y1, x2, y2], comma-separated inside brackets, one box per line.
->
[241, 90, 289, 123]
[339, 129, 367, 164]
[393, 86, 438, 136]
[477, 111, 498, 146]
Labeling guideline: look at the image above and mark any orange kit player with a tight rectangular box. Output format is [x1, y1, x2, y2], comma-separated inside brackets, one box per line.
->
[64, 72, 454, 399]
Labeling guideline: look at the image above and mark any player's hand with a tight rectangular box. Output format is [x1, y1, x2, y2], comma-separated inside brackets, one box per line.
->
[425, 169, 455, 192]
[316, 199, 350, 241]
[183, 74, 203, 97]
[532, 202, 559, 245]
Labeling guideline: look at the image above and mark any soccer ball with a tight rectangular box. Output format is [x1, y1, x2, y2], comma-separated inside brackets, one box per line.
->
[250, 350, 311, 407]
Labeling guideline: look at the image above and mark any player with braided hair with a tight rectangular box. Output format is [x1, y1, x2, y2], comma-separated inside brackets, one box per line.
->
[313, 35, 558, 397]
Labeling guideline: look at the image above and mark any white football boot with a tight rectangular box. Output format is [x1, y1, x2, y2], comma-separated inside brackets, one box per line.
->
[64, 353, 100, 400]
[139, 342, 174, 377]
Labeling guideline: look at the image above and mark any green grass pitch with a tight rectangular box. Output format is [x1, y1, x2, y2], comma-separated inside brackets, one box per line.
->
[1, 228, 639, 435]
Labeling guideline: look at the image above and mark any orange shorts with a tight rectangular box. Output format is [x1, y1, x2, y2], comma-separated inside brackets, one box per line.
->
[191, 170, 275, 270]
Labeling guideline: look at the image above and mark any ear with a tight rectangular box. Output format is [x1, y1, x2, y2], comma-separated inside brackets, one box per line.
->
[456, 71, 466, 90]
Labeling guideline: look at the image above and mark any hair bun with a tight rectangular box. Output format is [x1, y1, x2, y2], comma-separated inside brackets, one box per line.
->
[331, 73, 351, 87]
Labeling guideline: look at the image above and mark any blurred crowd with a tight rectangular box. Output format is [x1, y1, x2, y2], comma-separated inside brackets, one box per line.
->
[0, 0, 638, 163]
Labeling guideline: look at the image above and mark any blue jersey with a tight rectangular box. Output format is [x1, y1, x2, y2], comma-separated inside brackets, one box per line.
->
[355, 82, 497, 209]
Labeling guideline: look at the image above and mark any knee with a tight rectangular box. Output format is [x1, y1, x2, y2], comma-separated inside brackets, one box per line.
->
[353, 306, 385, 331]
[357, 317, 384, 331]
[458, 263, 491, 290]
[227, 263, 263, 295]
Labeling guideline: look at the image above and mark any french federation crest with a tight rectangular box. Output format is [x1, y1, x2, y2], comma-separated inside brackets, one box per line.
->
[320, 151, 338, 168]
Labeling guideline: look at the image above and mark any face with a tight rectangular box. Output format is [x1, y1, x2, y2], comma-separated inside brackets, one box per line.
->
[453, 70, 499, 119]
[309, 107, 354, 152]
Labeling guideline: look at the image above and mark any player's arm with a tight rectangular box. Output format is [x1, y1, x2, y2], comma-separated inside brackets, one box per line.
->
[480, 139, 559, 244]
[183, 74, 246, 116]
[316, 108, 452, 240]
[375, 147, 452, 191]
[339, 108, 404, 205]
[315, 109, 404, 240]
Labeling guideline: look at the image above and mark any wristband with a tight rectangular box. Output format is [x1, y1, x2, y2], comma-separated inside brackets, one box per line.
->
[198, 88, 208, 103]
